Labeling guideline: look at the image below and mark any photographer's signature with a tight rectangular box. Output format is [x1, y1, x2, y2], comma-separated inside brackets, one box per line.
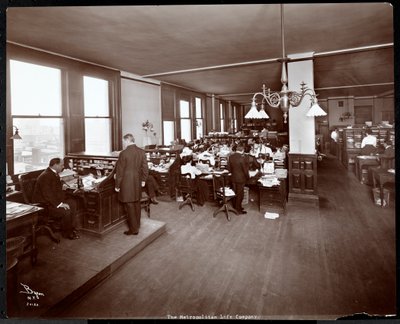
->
[19, 283, 44, 307]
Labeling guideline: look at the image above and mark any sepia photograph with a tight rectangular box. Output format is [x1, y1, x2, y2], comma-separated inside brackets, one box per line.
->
[3, 2, 396, 320]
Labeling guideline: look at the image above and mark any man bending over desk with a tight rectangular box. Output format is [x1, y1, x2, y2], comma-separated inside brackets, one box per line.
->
[33, 158, 80, 240]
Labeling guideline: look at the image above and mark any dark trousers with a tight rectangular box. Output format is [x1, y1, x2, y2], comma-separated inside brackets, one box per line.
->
[145, 175, 159, 199]
[48, 198, 77, 236]
[125, 201, 141, 233]
[232, 182, 245, 212]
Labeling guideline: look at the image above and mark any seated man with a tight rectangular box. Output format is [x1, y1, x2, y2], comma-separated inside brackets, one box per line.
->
[32, 158, 80, 240]
[379, 140, 395, 158]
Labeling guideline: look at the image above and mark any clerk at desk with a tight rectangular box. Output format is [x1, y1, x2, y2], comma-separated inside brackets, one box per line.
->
[32, 158, 80, 240]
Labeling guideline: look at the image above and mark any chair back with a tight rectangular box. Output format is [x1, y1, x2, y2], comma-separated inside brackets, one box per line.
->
[18, 170, 44, 204]
[178, 172, 194, 194]
[361, 144, 377, 155]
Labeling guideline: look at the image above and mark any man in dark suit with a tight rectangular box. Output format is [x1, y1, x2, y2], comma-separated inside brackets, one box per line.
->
[115, 134, 149, 235]
[33, 158, 80, 240]
[228, 144, 250, 214]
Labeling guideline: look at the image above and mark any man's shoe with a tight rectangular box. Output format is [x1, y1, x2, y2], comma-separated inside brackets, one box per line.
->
[239, 210, 247, 214]
[151, 198, 159, 205]
[124, 230, 139, 235]
[68, 232, 80, 240]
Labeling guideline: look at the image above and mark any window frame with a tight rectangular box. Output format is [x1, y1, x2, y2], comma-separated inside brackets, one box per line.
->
[83, 75, 112, 153]
[9, 59, 66, 175]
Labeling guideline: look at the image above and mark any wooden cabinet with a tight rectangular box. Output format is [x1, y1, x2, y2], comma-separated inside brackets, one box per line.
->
[288, 153, 318, 201]
[67, 151, 118, 176]
[340, 126, 393, 171]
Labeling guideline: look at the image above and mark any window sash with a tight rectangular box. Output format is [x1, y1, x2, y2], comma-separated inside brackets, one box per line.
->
[85, 117, 111, 153]
[10, 59, 62, 116]
[83, 76, 110, 117]
[12, 117, 65, 174]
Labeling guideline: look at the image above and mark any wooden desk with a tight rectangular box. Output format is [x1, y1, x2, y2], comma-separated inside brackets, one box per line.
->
[355, 156, 379, 183]
[246, 171, 287, 213]
[257, 179, 287, 213]
[6, 201, 43, 265]
[371, 168, 395, 207]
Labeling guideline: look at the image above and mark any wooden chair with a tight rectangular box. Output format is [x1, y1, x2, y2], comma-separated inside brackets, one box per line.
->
[212, 173, 238, 221]
[178, 172, 196, 211]
[18, 170, 61, 244]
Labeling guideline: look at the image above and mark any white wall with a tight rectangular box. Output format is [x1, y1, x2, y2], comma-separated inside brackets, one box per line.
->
[121, 77, 161, 148]
[288, 55, 316, 154]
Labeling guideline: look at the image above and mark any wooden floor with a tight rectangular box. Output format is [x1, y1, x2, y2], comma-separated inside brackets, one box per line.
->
[56, 156, 396, 320]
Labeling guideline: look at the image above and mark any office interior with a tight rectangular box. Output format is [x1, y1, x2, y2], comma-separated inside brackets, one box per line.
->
[4, 3, 396, 320]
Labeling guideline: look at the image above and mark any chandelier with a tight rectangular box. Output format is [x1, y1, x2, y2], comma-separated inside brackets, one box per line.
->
[246, 4, 326, 123]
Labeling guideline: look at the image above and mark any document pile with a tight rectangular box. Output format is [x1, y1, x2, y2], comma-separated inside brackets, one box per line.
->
[6, 201, 39, 219]
[264, 212, 279, 219]
[274, 168, 287, 179]
[258, 175, 280, 187]
[219, 187, 235, 196]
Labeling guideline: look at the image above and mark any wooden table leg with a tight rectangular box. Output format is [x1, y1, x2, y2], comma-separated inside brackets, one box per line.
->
[31, 213, 38, 265]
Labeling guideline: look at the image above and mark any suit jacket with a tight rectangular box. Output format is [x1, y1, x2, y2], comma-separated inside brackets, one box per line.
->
[32, 167, 65, 208]
[116, 144, 149, 202]
[381, 146, 395, 159]
[228, 152, 249, 184]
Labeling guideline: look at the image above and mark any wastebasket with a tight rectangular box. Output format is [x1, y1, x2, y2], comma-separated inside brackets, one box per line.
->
[372, 188, 390, 207]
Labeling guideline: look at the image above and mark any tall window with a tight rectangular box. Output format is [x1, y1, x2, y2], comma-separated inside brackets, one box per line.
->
[83, 76, 111, 152]
[163, 121, 175, 146]
[232, 105, 238, 133]
[179, 99, 191, 142]
[220, 103, 225, 132]
[10, 60, 64, 174]
[195, 97, 203, 139]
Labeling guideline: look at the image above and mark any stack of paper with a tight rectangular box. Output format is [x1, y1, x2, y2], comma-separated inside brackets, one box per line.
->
[6, 202, 39, 219]
[264, 212, 279, 219]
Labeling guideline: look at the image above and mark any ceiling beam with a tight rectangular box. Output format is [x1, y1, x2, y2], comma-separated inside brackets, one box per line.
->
[141, 57, 280, 78]
[141, 43, 393, 78]
[315, 82, 394, 91]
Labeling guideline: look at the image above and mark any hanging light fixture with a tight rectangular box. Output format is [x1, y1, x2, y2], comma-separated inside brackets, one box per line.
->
[250, 4, 326, 123]
[10, 126, 22, 140]
[244, 100, 263, 119]
[258, 102, 270, 119]
[245, 98, 270, 119]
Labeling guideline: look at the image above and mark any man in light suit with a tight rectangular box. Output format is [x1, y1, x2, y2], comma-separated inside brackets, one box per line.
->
[228, 144, 250, 214]
[115, 134, 149, 235]
[33, 158, 80, 240]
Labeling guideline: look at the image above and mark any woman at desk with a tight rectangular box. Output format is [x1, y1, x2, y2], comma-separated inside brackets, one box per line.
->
[180, 154, 208, 206]
[361, 128, 377, 148]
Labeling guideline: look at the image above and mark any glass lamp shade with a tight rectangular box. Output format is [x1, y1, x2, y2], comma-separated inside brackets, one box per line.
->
[245, 102, 262, 119]
[10, 128, 22, 140]
[306, 102, 327, 117]
[258, 107, 269, 119]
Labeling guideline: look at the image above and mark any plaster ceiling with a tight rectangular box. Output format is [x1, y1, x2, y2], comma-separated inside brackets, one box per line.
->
[6, 3, 395, 105]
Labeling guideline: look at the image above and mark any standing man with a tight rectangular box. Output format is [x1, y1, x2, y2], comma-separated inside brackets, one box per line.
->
[33, 158, 80, 240]
[115, 134, 148, 235]
[228, 144, 250, 214]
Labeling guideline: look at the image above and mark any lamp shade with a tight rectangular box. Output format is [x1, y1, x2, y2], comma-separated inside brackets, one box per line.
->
[306, 102, 327, 117]
[258, 107, 270, 119]
[245, 101, 262, 119]
[10, 127, 22, 140]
